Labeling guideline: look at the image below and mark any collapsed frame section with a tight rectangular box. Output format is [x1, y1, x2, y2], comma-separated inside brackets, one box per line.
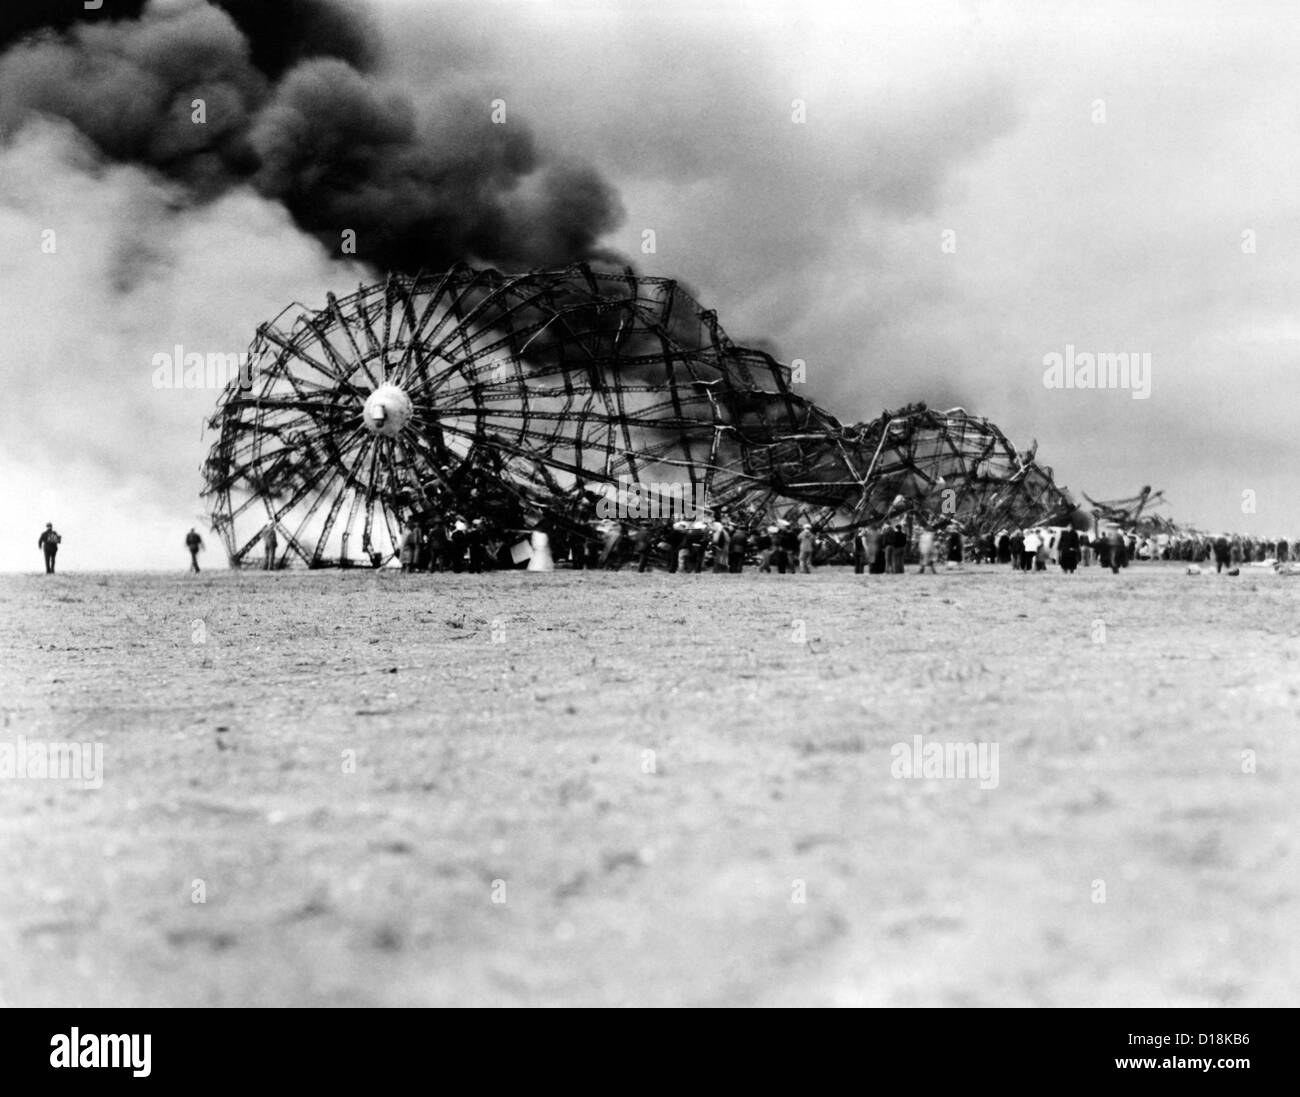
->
[201, 264, 1076, 567]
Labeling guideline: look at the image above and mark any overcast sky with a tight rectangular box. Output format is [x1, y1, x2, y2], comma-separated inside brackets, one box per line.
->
[3, 0, 1298, 569]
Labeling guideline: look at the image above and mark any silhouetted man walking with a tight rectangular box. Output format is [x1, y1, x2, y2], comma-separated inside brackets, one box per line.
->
[1058, 527, 1081, 573]
[38, 523, 61, 574]
[1213, 535, 1231, 574]
[185, 528, 204, 573]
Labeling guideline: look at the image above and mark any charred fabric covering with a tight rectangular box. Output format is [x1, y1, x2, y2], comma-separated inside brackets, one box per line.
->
[202, 265, 1076, 567]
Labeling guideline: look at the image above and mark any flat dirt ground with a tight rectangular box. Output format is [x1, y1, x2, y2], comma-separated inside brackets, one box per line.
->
[1, 563, 1297, 1007]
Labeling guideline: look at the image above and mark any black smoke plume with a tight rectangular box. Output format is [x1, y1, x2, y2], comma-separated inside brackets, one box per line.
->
[0, 0, 623, 274]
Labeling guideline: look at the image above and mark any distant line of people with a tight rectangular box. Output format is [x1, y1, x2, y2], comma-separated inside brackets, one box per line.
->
[389, 511, 820, 574]
[389, 514, 1116, 576]
[33, 516, 1287, 575]
[204, 521, 1300, 575]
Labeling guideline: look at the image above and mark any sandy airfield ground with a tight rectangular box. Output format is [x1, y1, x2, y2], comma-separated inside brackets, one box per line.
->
[0, 562, 1297, 1008]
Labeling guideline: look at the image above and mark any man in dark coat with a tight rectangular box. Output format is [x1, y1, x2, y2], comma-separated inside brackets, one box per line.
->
[1213, 535, 1231, 574]
[728, 523, 748, 573]
[38, 523, 61, 574]
[947, 529, 963, 566]
[997, 531, 1011, 564]
[1107, 529, 1127, 574]
[426, 520, 450, 572]
[185, 528, 204, 573]
[778, 523, 800, 575]
[631, 525, 655, 572]
[1058, 527, 1081, 573]
[467, 518, 492, 573]
[893, 525, 909, 572]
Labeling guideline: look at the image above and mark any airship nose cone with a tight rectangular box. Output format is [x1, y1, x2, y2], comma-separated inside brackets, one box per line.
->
[363, 384, 413, 438]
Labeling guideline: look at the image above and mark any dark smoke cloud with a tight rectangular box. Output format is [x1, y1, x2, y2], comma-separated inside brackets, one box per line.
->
[248, 58, 623, 272]
[209, 0, 379, 78]
[0, 0, 367, 70]
[0, 1, 265, 193]
[0, 0, 624, 272]
[496, 159, 625, 268]
[0, 0, 149, 52]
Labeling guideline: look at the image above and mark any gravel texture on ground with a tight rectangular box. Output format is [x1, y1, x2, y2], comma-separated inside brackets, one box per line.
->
[1, 563, 1296, 1006]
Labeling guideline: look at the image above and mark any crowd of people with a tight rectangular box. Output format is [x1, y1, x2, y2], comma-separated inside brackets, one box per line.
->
[35, 516, 1284, 576]
[384, 511, 1260, 576]
[1152, 533, 1294, 569]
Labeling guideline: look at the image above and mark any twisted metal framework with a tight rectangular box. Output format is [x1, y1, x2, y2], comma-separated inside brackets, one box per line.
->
[202, 264, 843, 566]
[202, 264, 1076, 567]
[707, 403, 1076, 532]
[827, 404, 1075, 531]
[1083, 485, 1169, 531]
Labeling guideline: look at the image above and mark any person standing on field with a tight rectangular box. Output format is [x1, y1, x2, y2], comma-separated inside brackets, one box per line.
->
[1213, 534, 1231, 574]
[946, 527, 963, 568]
[631, 524, 655, 572]
[185, 528, 204, 573]
[917, 528, 937, 574]
[892, 525, 909, 573]
[1022, 528, 1040, 571]
[728, 522, 748, 573]
[864, 524, 884, 574]
[399, 525, 419, 572]
[1107, 528, 1126, 574]
[38, 523, 61, 574]
[755, 525, 775, 573]
[710, 517, 731, 573]
[1009, 529, 1025, 570]
[1058, 526, 1081, 573]
[797, 523, 816, 573]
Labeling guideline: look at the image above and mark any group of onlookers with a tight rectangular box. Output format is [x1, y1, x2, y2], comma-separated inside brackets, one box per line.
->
[393, 507, 1296, 577]
[618, 516, 819, 574]
[397, 512, 825, 574]
[1165, 534, 1290, 567]
[660, 518, 818, 574]
[399, 515, 502, 572]
[853, 524, 963, 573]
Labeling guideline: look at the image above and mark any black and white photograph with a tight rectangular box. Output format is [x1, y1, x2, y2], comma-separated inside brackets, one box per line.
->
[0, 0, 1295, 1048]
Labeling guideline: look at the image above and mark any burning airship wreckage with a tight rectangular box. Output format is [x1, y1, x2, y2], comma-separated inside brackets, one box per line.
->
[202, 264, 1086, 568]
